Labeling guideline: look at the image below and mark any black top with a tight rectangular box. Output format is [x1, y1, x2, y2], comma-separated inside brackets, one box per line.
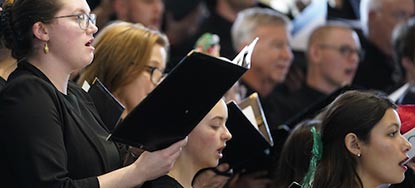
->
[142, 175, 183, 188]
[264, 84, 327, 129]
[0, 76, 5, 91]
[0, 61, 121, 187]
[353, 36, 403, 94]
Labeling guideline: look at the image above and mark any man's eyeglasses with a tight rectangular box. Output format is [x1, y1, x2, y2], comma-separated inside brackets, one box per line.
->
[319, 44, 363, 60]
[53, 13, 96, 30]
[145, 65, 165, 85]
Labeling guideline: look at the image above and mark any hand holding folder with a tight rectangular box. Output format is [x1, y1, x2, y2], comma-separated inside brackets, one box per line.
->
[108, 38, 259, 151]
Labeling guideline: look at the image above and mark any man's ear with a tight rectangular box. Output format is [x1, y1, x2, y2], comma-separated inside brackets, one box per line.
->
[32, 22, 49, 41]
[308, 44, 322, 65]
[344, 132, 361, 156]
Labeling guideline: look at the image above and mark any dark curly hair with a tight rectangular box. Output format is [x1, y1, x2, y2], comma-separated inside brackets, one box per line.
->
[0, 0, 62, 60]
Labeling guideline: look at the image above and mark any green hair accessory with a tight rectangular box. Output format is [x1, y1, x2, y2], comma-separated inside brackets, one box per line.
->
[301, 126, 323, 188]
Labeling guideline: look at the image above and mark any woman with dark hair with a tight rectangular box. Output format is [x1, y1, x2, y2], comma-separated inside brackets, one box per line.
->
[313, 90, 412, 188]
[272, 119, 321, 188]
[0, 0, 187, 187]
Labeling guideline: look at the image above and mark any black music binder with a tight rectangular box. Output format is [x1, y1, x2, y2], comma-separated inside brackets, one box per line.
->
[87, 78, 125, 131]
[221, 99, 273, 173]
[108, 38, 258, 151]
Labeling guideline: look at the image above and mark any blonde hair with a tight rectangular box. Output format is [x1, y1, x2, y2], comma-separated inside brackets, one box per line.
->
[79, 21, 169, 93]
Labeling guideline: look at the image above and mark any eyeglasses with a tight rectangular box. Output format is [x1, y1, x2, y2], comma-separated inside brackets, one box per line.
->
[318, 44, 363, 60]
[145, 65, 165, 85]
[53, 13, 96, 30]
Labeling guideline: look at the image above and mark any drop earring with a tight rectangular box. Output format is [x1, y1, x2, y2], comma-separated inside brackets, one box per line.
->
[43, 43, 49, 54]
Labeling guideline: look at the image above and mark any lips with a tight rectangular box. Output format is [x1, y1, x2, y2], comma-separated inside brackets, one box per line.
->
[399, 157, 409, 171]
[217, 146, 225, 158]
[85, 39, 94, 47]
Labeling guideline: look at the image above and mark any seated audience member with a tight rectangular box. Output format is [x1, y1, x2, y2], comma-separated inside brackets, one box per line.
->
[268, 22, 361, 128]
[111, 0, 164, 30]
[353, 0, 414, 93]
[231, 7, 293, 179]
[78, 21, 232, 188]
[231, 7, 292, 99]
[0, 0, 187, 187]
[143, 99, 232, 188]
[313, 90, 412, 188]
[391, 18, 415, 104]
[272, 119, 322, 188]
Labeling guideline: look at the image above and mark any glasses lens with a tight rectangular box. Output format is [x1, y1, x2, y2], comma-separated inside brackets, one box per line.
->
[152, 68, 163, 84]
[77, 14, 87, 30]
[78, 14, 96, 30]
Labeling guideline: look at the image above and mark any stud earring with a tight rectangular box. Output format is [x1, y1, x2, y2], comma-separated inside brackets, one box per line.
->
[43, 43, 49, 54]
[357, 153, 361, 157]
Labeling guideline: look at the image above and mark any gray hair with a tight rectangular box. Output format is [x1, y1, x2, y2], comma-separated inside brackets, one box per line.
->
[231, 7, 291, 50]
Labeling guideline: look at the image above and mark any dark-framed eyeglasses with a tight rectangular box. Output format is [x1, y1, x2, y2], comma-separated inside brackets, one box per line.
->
[145, 65, 165, 85]
[53, 13, 96, 30]
[318, 44, 364, 60]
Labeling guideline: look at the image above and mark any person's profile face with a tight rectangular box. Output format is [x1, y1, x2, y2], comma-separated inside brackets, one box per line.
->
[185, 99, 232, 168]
[114, 44, 166, 115]
[251, 25, 293, 85]
[317, 29, 360, 88]
[357, 108, 411, 185]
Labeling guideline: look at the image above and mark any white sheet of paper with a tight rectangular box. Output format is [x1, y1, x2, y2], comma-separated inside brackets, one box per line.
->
[242, 106, 259, 130]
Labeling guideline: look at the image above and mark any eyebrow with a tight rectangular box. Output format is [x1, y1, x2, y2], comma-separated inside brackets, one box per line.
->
[388, 123, 400, 129]
[211, 116, 226, 122]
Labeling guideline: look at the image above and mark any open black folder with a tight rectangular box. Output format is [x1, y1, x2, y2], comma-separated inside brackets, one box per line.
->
[85, 78, 125, 132]
[221, 98, 274, 174]
[108, 38, 258, 151]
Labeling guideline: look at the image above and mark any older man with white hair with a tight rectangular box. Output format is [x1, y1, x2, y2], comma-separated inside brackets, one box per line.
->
[353, 0, 414, 93]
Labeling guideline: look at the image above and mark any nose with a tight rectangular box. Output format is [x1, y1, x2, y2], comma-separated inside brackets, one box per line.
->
[279, 45, 293, 64]
[348, 51, 360, 64]
[87, 23, 98, 34]
[222, 127, 232, 141]
[401, 135, 412, 153]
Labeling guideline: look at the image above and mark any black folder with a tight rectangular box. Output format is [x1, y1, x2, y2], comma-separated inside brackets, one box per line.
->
[108, 38, 258, 151]
[87, 78, 125, 132]
[221, 100, 273, 174]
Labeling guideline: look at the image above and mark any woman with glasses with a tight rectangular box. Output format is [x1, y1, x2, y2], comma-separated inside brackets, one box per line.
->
[78, 21, 235, 188]
[0, 0, 186, 187]
[78, 21, 168, 120]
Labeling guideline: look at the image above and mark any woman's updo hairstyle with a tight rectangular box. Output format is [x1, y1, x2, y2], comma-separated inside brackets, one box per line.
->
[0, 0, 62, 60]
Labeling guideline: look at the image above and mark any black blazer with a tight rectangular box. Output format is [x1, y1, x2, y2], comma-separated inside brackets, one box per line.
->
[0, 61, 121, 187]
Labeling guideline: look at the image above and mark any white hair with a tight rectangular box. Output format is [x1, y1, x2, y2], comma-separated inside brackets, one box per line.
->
[231, 7, 291, 50]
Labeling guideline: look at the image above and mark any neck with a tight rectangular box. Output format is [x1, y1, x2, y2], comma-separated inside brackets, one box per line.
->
[242, 72, 274, 97]
[28, 55, 71, 94]
[0, 57, 17, 80]
[367, 34, 393, 56]
[307, 68, 338, 94]
[356, 165, 383, 188]
[168, 153, 201, 188]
